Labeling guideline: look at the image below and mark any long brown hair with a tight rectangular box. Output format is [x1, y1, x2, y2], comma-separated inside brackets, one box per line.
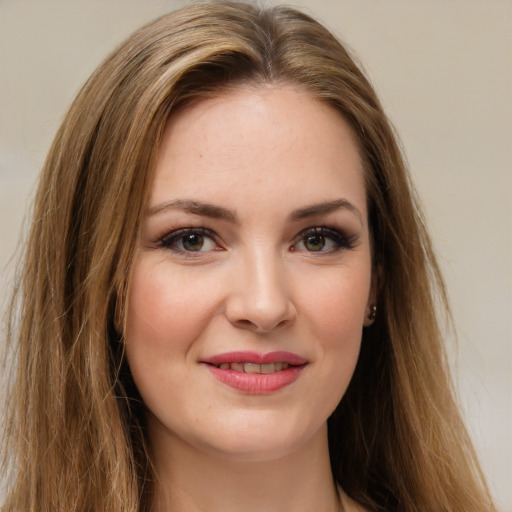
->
[1, 2, 494, 511]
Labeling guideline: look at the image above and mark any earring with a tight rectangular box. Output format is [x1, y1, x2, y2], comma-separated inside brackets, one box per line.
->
[368, 304, 377, 322]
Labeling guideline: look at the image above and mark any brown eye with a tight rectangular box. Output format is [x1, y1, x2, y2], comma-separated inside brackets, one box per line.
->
[160, 228, 218, 253]
[182, 233, 204, 251]
[303, 234, 326, 251]
[293, 227, 356, 253]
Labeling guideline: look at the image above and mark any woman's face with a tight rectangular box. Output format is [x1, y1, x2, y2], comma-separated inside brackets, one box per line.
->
[125, 86, 375, 462]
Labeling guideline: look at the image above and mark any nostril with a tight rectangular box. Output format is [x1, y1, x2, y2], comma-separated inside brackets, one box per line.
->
[233, 319, 258, 330]
[232, 317, 291, 333]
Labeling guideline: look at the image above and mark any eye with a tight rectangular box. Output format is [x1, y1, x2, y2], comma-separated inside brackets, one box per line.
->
[302, 233, 329, 252]
[293, 227, 355, 253]
[159, 228, 219, 253]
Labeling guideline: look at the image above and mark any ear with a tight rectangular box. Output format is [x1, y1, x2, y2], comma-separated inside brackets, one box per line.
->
[363, 264, 381, 327]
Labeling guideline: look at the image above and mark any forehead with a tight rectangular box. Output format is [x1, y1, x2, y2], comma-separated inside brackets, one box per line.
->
[151, 85, 367, 220]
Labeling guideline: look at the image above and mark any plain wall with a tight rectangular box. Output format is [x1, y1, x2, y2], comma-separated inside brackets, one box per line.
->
[1, 0, 510, 509]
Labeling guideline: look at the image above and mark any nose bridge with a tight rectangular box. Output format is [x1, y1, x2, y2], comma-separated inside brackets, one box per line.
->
[226, 241, 294, 332]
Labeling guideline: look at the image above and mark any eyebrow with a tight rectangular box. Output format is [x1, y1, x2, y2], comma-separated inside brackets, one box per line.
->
[290, 199, 363, 225]
[148, 198, 363, 225]
[148, 199, 238, 222]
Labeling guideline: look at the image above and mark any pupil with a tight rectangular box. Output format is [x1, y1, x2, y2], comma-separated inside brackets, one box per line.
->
[305, 234, 325, 251]
[183, 233, 203, 251]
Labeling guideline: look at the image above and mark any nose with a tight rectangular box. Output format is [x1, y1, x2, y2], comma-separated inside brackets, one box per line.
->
[224, 249, 296, 333]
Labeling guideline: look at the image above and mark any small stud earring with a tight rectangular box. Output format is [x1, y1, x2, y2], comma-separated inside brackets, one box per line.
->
[368, 305, 377, 322]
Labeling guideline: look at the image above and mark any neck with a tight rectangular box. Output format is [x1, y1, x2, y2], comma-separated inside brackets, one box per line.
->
[149, 421, 343, 512]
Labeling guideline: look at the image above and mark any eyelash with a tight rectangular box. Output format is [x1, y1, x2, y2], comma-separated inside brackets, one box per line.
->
[157, 226, 356, 255]
[159, 227, 220, 254]
[292, 227, 357, 253]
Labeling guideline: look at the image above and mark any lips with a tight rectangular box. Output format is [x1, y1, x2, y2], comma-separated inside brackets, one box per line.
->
[201, 351, 307, 394]
[202, 351, 307, 366]
[216, 361, 292, 373]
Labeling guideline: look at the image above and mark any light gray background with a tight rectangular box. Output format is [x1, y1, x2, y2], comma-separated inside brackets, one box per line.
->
[1, 0, 510, 509]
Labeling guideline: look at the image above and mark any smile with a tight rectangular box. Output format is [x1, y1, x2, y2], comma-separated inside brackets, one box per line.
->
[201, 351, 308, 394]
[216, 362, 292, 373]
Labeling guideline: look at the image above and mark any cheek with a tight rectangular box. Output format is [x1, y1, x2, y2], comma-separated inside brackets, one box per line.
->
[292, 266, 371, 418]
[124, 257, 220, 370]
[298, 263, 372, 344]
[296, 262, 371, 405]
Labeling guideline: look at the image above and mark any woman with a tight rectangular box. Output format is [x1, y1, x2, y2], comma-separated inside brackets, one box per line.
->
[1, 2, 495, 511]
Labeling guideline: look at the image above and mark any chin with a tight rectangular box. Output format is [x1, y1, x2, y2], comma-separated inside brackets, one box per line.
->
[198, 435, 308, 463]
[185, 413, 327, 463]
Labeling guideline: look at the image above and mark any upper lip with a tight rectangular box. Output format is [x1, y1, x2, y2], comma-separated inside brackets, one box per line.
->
[201, 351, 307, 366]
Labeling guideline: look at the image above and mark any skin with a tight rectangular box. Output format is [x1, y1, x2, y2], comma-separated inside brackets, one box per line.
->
[125, 85, 374, 512]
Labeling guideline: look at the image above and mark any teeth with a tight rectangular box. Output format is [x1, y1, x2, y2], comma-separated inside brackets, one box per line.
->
[216, 362, 291, 373]
[244, 363, 261, 373]
[231, 362, 244, 372]
[261, 363, 275, 374]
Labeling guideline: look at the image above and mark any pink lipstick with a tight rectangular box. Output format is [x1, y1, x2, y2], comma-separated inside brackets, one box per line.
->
[201, 351, 307, 394]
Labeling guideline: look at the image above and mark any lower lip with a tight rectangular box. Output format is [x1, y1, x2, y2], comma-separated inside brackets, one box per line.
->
[205, 364, 305, 394]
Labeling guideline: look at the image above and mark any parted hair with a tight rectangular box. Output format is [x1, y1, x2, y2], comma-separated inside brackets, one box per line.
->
[1, 2, 494, 511]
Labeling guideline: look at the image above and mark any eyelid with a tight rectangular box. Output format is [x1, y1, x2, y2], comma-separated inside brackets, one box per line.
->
[158, 227, 222, 253]
[154, 225, 357, 255]
[292, 226, 358, 252]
